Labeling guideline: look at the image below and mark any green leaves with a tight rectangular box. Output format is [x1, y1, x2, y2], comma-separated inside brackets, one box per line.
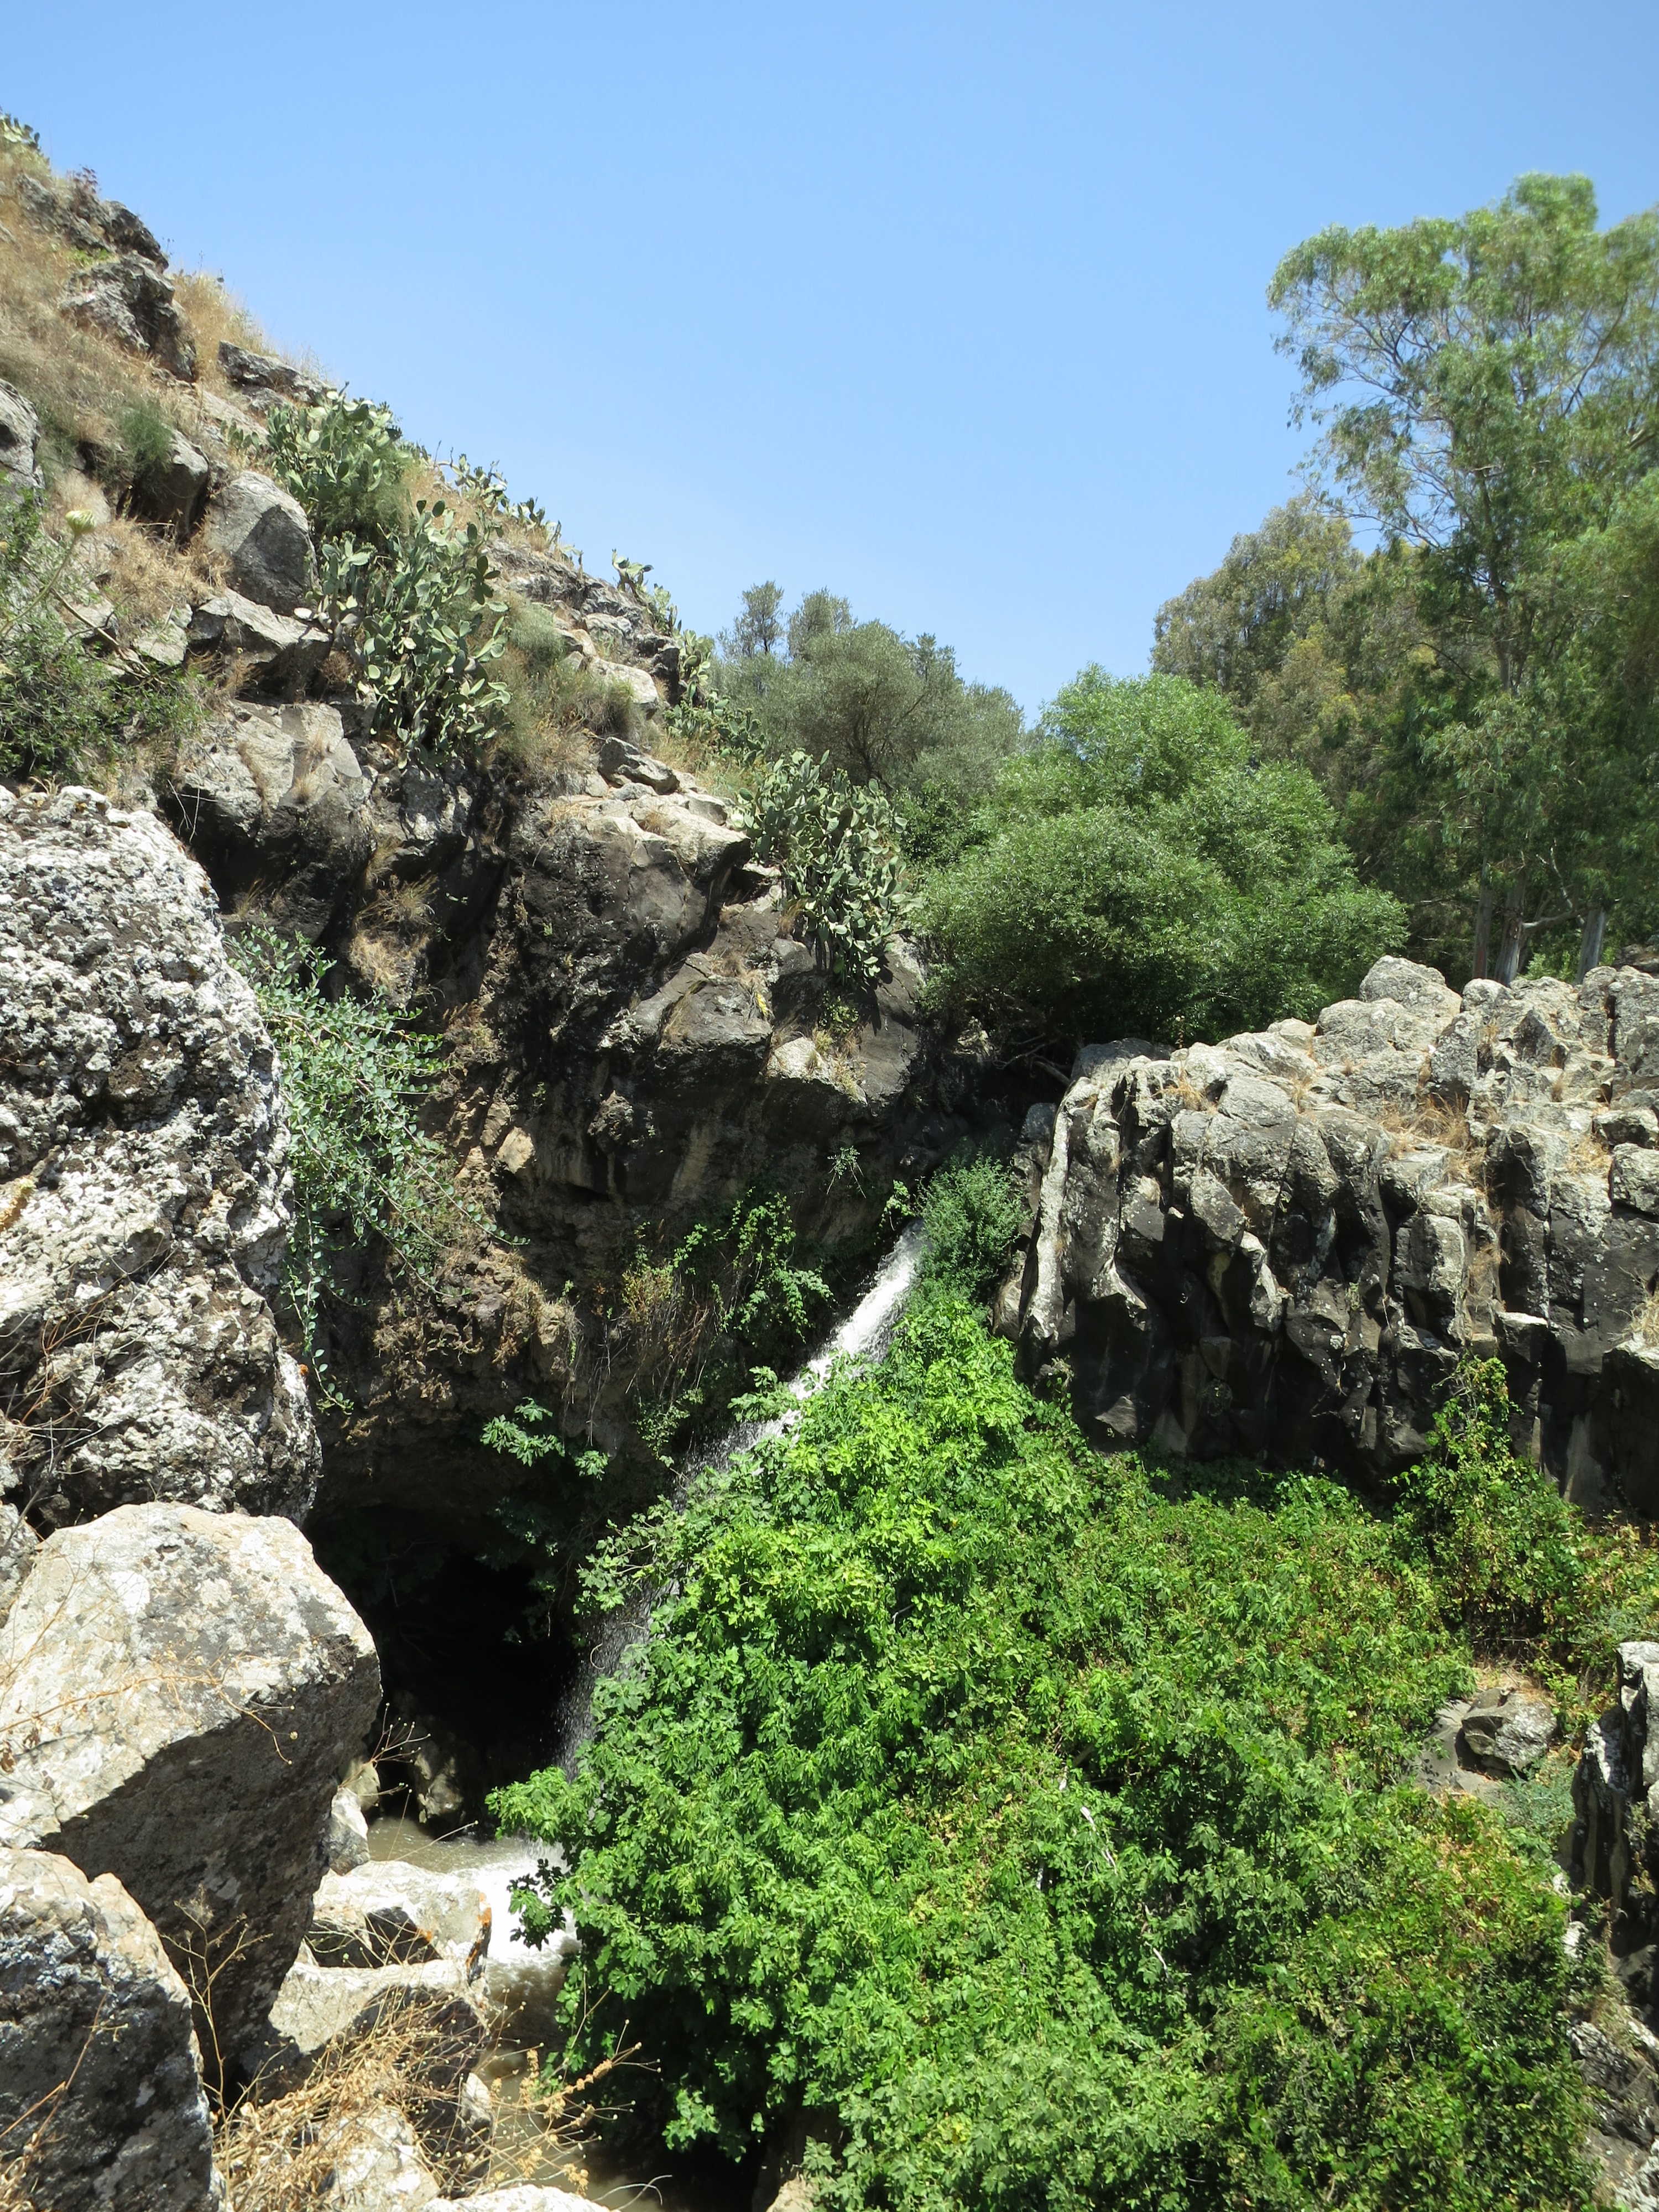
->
[229, 925, 483, 1396]
[491, 1301, 1596, 2209]
[319, 498, 509, 757]
[921, 670, 1403, 1041]
[738, 749, 909, 989]
[258, 388, 410, 543]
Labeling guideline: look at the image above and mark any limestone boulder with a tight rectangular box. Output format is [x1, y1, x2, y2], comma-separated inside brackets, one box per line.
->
[131, 426, 211, 533]
[217, 341, 327, 413]
[169, 702, 373, 939]
[60, 254, 196, 379]
[0, 1844, 218, 2212]
[0, 376, 41, 488]
[329, 1786, 372, 1874]
[186, 587, 332, 694]
[0, 1504, 380, 2059]
[309, 1861, 491, 1976]
[241, 1954, 488, 2101]
[0, 788, 320, 1522]
[315, 2101, 438, 2210]
[1454, 1686, 1557, 1777]
[200, 469, 316, 614]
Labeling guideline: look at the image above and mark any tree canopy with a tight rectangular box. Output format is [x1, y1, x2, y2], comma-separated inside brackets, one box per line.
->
[920, 671, 1403, 1045]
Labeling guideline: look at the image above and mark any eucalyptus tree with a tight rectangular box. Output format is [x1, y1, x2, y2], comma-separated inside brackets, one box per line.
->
[1270, 173, 1659, 979]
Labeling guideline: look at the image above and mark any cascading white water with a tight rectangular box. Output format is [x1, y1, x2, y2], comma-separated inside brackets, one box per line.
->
[549, 1220, 927, 1772]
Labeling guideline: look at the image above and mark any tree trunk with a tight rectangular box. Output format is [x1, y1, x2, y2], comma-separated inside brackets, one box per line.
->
[1472, 869, 1494, 980]
[1494, 882, 1527, 986]
[1575, 907, 1608, 982]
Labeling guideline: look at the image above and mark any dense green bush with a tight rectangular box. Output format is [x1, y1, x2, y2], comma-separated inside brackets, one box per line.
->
[739, 750, 909, 988]
[1395, 1357, 1659, 1683]
[493, 1297, 1593, 2211]
[920, 669, 1405, 1044]
[230, 926, 481, 1392]
[917, 1155, 1022, 1301]
[0, 492, 200, 780]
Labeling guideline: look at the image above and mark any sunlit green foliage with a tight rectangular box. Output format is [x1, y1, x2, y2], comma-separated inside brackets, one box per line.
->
[739, 750, 909, 987]
[257, 389, 412, 543]
[229, 926, 482, 1392]
[921, 670, 1403, 1042]
[493, 1302, 1592, 2212]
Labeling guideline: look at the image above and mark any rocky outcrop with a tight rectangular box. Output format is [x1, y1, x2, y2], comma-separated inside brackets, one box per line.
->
[60, 253, 197, 379]
[0, 1844, 219, 2212]
[0, 376, 41, 489]
[1001, 954, 1659, 1500]
[0, 1503, 380, 2059]
[242, 1953, 489, 2103]
[0, 787, 320, 1525]
[199, 469, 317, 615]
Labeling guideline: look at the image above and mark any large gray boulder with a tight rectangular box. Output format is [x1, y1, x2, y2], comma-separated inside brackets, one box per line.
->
[200, 469, 316, 614]
[186, 587, 332, 695]
[168, 702, 373, 939]
[1003, 955, 1659, 1496]
[131, 426, 211, 533]
[0, 1504, 380, 2059]
[60, 254, 196, 379]
[241, 1954, 488, 2101]
[0, 376, 41, 489]
[0, 1844, 219, 2211]
[308, 1860, 491, 1976]
[0, 787, 320, 1523]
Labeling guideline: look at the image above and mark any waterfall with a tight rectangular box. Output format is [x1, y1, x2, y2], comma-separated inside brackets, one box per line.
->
[550, 1221, 927, 1771]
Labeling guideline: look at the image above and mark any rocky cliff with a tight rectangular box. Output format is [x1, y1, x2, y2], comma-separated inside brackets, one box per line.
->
[1001, 953, 1659, 1507]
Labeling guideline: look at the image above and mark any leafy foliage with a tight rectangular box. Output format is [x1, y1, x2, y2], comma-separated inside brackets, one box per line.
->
[1394, 1357, 1659, 1685]
[739, 749, 909, 988]
[921, 670, 1403, 1043]
[493, 1297, 1592, 2212]
[257, 389, 411, 543]
[229, 926, 480, 1392]
[716, 587, 1026, 858]
[0, 492, 201, 780]
[320, 500, 509, 757]
[917, 1154, 1021, 1302]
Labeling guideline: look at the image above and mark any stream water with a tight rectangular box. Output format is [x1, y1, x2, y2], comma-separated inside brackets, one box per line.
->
[367, 1225, 928, 2204]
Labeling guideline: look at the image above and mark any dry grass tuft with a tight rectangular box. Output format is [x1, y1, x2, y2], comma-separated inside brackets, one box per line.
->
[1630, 1288, 1659, 1352]
[216, 1991, 488, 2212]
[169, 269, 271, 396]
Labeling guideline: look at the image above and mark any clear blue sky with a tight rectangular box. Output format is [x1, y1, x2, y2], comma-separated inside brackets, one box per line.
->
[10, 3, 1657, 712]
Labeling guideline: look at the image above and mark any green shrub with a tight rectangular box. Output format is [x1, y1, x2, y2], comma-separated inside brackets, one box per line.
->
[0, 493, 200, 780]
[492, 1297, 1589, 2211]
[921, 670, 1404, 1044]
[111, 397, 177, 488]
[229, 925, 482, 1393]
[1394, 1357, 1659, 1685]
[257, 389, 411, 543]
[918, 1154, 1021, 1301]
[319, 500, 509, 757]
[739, 749, 908, 988]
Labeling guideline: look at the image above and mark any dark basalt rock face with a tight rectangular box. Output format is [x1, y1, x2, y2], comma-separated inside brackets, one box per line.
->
[1000, 954, 1659, 1505]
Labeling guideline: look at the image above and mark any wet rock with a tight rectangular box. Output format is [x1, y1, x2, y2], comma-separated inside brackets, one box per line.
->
[1455, 1686, 1557, 1777]
[0, 375, 41, 488]
[0, 788, 320, 1521]
[384, 1696, 473, 1826]
[60, 254, 196, 379]
[200, 469, 317, 614]
[329, 1786, 372, 1874]
[309, 1861, 491, 1976]
[0, 1503, 380, 2060]
[168, 702, 372, 938]
[0, 1844, 218, 2212]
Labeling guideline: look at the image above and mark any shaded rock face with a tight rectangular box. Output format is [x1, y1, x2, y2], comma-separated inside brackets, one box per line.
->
[0, 787, 320, 1525]
[0, 1503, 380, 2063]
[59, 253, 196, 380]
[0, 1845, 219, 2212]
[199, 469, 317, 616]
[0, 375, 41, 489]
[1002, 956, 1659, 1498]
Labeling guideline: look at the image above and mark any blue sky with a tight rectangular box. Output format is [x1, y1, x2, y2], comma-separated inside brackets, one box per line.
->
[9, 2, 1657, 712]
